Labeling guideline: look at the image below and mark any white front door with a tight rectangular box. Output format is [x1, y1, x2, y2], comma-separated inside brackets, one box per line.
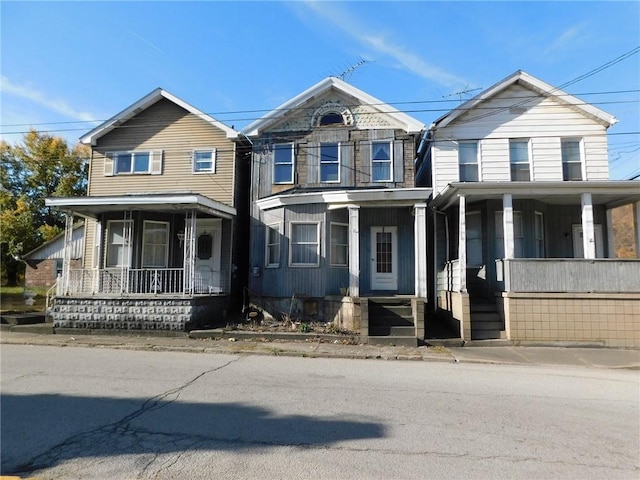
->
[194, 219, 222, 293]
[370, 226, 398, 291]
[573, 224, 604, 258]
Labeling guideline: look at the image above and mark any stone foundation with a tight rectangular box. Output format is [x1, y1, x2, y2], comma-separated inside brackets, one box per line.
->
[324, 296, 361, 332]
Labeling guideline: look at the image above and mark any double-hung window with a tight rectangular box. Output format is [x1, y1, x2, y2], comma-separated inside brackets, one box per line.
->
[273, 143, 294, 184]
[193, 149, 216, 173]
[106, 220, 133, 267]
[509, 139, 530, 181]
[320, 143, 340, 182]
[290, 222, 320, 267]
[561, 139, 582, 181]
[330, 223, 349, 267]
[114, 151, 151, 174]
[265, 223, 281, 267]
[458, 141, 479, 181]
[372, 141, 392, 182]
[142, 221, 169, 267]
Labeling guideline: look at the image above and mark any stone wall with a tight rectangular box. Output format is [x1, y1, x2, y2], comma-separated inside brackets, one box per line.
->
[324, 296, 361, 333]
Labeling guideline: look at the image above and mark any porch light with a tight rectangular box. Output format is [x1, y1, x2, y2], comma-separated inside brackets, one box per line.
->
[177, 230, 185, 246]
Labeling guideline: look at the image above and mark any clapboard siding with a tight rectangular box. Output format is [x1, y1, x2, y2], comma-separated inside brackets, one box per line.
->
[89, 99, 237, 206]
[433, 83, 612, 192]
[83, 218, 96, 269]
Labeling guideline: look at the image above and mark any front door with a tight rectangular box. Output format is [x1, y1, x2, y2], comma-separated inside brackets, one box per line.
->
[370, 226, 397, 291]
[194, 219, 222, 293]
[572, 224, 604, 258]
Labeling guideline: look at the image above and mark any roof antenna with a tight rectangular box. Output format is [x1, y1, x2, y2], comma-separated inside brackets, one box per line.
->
[443, 85, 482, 103]
[337, 57, 368, 82]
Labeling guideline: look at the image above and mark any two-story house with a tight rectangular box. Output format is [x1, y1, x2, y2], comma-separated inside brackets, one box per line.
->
[416, 71, 640, 347]
[244, 77, 431, 345]
[46, 89, 250, 331]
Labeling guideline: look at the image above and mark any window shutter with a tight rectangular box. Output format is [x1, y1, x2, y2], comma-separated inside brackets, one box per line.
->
[360, 141, 371, 183]
[150, 150, 163, 175]
[393, 140, 404, 183]
[104, 152, 114, 176]
[307, 143, 319, 184]
[341, 143, 354, 186]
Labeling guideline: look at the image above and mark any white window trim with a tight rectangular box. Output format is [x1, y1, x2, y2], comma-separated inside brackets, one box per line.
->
[371, 141, 393, 182]
[141, 220, 170, 268]
[289, 221, 321, 267]
[192, 148, 217, 174]
[265, 222, 282, 268]
[112, 151, 154, 175]
[509, 139, 531, 181]
[330, 222, 349, 267]
[105, 219, 133, 268]
[320, 142, 341, 183]
[458, 140, 480, 182]
[273, 143, 295, 184]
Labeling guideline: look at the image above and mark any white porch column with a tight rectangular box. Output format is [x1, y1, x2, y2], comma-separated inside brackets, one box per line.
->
[414, 203, 428, 298]
[581, 193, 596, 259]
[458, 195, 467, 293]
[503, 194, 515, 259]
[183, 210, 197, 293]
[62, 213, 74, 295]
[635, 202, 640, 258]
[348, 205, 360, 297]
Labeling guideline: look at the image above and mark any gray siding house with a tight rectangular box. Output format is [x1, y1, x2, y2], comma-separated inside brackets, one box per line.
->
[46, 89, 250, 331]
[415, 71, 640, 347]
[244, 77, 431, 344]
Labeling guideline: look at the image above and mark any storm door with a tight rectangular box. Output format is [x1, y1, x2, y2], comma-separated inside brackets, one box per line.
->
[194, 219, 222, 293]
[370, 226, 398, 290]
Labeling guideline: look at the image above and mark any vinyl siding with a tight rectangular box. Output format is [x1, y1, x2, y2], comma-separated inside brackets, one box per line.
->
[432, 83, 612, 193]
[89, 99, 237, 207]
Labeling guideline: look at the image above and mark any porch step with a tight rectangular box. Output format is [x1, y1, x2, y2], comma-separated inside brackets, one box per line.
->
[1, 312, 47, 325]
[369, 325, 415, 337]
[367, 298, 417, 343]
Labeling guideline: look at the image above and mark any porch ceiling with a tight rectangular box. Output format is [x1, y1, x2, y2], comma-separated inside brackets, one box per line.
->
[432, 181, 640, 210]
[45, 193, 236, 219]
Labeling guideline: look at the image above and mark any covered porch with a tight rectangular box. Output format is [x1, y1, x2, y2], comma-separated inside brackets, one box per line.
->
[432, 181, 640, 347]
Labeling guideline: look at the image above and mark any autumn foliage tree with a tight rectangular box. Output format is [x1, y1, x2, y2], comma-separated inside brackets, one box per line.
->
[0, 130, 89, 286]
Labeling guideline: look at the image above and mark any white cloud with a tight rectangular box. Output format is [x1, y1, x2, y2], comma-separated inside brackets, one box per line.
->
[301, 1, 469, 87]
[0, 76, 97, 122]
[545, 23, 589, 55]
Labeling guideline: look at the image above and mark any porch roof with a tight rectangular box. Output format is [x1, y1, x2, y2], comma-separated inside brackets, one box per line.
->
[45, 193, 236, 219]
[256, 187, 432, 211]
[431, 181, 640, 210]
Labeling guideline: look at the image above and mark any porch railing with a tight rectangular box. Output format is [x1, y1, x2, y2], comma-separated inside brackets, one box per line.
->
[496, 258, 640, 293]
[62, 268, 224, 295]
[437, 260, 461, 292]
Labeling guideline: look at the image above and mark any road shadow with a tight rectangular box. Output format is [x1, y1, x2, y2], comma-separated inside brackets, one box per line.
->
[1, 393, 386, 475]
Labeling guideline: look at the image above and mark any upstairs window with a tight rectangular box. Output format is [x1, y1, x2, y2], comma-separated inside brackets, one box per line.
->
[320, 143, 340, 183]
[561, 139, 582, 181]
[193, 149, 216, 173]
[372, 141, 393, 182]
[319, 112, 344, 126]
[458, 141, 479, 182]
[115, 151, 150, 174]
[273, 143, 294, 184]
[509, 140, 530, 181]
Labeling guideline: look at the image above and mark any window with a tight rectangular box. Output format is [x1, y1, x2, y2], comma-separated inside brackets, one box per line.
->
[115, 151, 151, 174]
[561, 139, 582, 181]
[142, 221, 169, 267]
[458, 141, 479, 182]
[372, 141, 393, 182]
[319, 112, 344, 126]
[535, 212, 545, 258]
[193, 149, 216, 173]
[496, 211, 523, 258]
[106, 220, 132, 267]
[55, 259, 63, 279]
[320, 143, 340, 182]
[290, 222, 320, 266]
[330, 223, 349, 267]
[509, 140, 530, 181]
[265, 223, 281, 267]
[273, 143, 294, 184]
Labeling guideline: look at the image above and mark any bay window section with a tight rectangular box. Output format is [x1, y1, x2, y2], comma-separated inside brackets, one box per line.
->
[265, 223, 281, 267]
[496, 211, 523, 258]
[330, 223, 349, 267]
[290, 222, 320, 266]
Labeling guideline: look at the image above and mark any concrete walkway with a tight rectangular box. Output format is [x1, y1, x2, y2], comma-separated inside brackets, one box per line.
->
[1, 327, 638, 370]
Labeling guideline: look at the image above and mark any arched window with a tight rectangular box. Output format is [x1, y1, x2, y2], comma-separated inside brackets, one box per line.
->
[319, 112, 344, 126]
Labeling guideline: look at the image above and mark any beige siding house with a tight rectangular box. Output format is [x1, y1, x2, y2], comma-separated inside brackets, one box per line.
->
[415, 71, 640, 347]
[46, 89, 250, 331]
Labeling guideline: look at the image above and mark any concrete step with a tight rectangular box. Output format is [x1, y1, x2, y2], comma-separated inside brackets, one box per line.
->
[471, 329, 502, 340]
[472, 320, 504, 331]
[471, 312, 501, 323]
[369, 325, 415, 337]
[470, 303, 498, 313]
[1, 312, 47, 325]
[367, 336, 418, 347]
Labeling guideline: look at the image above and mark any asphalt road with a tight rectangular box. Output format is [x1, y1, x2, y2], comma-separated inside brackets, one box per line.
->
[1, 344, 638, 479]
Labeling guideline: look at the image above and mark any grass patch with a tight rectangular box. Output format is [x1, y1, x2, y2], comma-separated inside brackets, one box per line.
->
[1, 286, 48, 313]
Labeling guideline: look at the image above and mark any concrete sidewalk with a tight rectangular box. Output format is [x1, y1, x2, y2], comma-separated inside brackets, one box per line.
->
[1, 327, 638, 370]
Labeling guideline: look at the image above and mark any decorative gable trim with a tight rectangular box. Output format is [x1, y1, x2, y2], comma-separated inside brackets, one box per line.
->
[80, 89, 238, 145]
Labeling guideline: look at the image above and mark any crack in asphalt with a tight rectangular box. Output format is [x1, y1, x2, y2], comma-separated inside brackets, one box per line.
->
[8, 357, 243, 476]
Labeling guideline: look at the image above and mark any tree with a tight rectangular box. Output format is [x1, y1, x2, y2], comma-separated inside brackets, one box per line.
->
[0, 130, 89, 286]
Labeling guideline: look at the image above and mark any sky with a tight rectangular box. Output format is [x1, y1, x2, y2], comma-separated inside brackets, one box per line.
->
[1, 1, 639, 179]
